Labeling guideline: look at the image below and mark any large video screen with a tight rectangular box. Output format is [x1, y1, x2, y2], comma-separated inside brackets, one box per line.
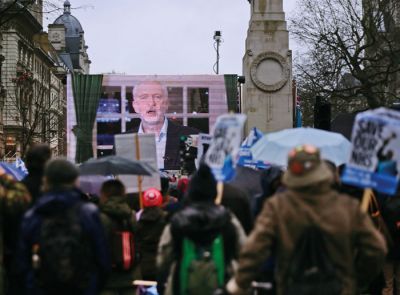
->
[67, 74, 229, 169]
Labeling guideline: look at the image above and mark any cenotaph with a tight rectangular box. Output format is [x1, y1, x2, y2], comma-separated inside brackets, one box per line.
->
[242, 0, 293, 133]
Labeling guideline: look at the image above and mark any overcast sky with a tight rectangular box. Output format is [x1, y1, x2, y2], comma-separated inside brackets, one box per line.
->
[44, 0, 298, 75]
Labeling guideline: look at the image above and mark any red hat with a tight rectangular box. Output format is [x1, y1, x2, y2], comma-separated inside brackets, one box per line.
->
[143, 188, 163, 208]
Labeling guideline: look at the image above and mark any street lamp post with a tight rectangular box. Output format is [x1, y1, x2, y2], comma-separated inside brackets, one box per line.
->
[213, 31, 222, 74]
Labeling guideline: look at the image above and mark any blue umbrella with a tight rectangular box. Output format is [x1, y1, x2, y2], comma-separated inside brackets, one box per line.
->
[250, 127, 351, 166]
[0, 162, 28, 180]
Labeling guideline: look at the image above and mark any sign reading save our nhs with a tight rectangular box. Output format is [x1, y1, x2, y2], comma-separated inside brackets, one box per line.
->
[205, 114, 247, 181]
[342, 108, 400, 195]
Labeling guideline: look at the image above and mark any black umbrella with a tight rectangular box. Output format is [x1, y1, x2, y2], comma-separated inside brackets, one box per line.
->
[79, 156, 155, 176]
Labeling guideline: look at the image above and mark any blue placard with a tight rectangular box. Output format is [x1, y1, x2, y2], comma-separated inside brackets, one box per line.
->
[205, 114, 247, 182]
[342, 166, 399, 195]
[341, 108, 400, 195]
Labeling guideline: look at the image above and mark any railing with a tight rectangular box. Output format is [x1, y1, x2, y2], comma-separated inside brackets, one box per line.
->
[3, 150, 17, 163]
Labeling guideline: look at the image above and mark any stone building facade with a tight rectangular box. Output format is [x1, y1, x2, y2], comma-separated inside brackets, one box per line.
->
[0, 0, 67, 159]
[48, 0, 91, 74]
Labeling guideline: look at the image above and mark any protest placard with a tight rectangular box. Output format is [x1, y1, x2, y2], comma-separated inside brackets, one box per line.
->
[342, 108, 400, 195]
[237, 127, 264, 168]
[205, 114, 246, 181]
[114, 133, 160, 193]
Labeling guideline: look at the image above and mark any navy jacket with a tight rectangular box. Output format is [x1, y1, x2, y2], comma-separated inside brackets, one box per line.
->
[17, 188, 111, 295]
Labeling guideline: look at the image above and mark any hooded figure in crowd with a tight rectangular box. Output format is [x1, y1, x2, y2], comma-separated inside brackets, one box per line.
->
[227, 145, 387, 295]
[157, 164, 246, 295]
[99, 179, 140, 295]
[21, 144, 51, 203]
[137, 188, 167, 281]
[18, 159, 110, 295]
[252, 166, 283, 218]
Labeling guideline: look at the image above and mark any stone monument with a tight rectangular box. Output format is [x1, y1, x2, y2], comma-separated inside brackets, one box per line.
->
[242, 0, 293, 133]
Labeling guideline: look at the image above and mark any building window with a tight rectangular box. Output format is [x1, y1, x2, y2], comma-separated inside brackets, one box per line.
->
[187, 88, 209, 113]
[188, 118, 209, 133]
[167, 87, 183, 113]
[99, 86, 121, 114]
[97, 118, 121, 146]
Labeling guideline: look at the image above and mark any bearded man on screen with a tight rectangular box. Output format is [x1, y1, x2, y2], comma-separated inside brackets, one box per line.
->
[130, 81, 198, 170]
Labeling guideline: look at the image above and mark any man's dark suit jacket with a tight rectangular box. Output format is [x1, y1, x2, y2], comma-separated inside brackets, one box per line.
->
[124, 120, 199, 170]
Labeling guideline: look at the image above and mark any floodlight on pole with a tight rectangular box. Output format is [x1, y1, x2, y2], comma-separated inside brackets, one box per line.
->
[213, 31, 222, 74]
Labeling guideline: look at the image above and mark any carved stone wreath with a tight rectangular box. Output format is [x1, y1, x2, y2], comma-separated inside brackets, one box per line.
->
[250, 51, 290, 92]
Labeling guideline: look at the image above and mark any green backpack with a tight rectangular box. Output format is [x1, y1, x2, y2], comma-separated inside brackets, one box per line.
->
[179, 235, 225, 295]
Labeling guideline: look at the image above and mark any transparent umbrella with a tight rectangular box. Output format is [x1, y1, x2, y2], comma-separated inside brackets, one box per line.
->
[251, 127, 351, 166]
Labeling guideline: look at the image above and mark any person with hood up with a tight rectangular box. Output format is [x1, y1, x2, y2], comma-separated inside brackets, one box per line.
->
[157, 163, 246, 295]
[137, 188, 167, 282]
[18, 159, 110, 295]
[252, 166, 283, 218]
[227, 145, 387, 295]
[21, 144, 51, 203]
[99, 179, 140, 295]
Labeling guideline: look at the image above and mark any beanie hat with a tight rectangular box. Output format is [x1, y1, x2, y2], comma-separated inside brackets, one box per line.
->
[187, 164, 217, 202]
[45, 158, 78, 189]
[143, 188, 163, 208]
[282, 144, 333, 189]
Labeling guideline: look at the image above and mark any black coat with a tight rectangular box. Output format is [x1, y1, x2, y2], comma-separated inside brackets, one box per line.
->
[221, 183, 253, 234]
[170, 203, 239, 264]
[125, 120, 199, 170]
[137, 207, 167, 281]
[21, 173, 43, 203]
[167, 203, 239, 294]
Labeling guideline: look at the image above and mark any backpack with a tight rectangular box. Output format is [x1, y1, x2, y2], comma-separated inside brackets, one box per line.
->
[110, 218, 136, 271]
[35, 202, 93, 294]
[179, 235, 225, 295]
[285, 226, 342, 295]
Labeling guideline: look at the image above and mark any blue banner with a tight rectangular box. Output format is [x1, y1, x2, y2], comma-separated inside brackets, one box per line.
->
[342, 166, 399, 195]
[237, 127, 264, 167]
[341, 108, 400, 195]
[205, 114, 247, 182]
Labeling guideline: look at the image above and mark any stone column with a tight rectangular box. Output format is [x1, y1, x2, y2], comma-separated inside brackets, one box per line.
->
[242, 0, 293, 134]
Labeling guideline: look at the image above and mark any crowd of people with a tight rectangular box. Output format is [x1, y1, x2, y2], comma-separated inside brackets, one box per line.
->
[0, 142, 398, 295]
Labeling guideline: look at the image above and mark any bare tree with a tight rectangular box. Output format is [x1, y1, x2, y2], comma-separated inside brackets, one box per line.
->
[0, 0, 91, 27]
[291, 0, 400, 110]
[9, 68, 62, 157]
[0, 0, 65, 27]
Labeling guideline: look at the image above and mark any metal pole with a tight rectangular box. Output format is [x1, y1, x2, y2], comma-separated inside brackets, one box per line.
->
[216, 40, 220, 75]
[213, 31, 222, 75]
